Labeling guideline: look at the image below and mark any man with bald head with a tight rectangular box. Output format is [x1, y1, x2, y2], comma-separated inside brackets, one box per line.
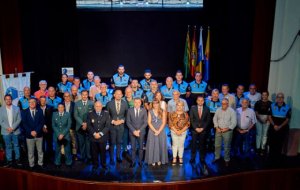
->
[160, 76, 174, 102]
[88, 101, 110, 171]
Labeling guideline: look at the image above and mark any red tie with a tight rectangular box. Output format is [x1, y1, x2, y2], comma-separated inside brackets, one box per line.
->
[198, 107, 202, 119]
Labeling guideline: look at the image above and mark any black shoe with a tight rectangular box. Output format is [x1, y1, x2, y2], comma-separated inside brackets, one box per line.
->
[138, 162, 143, 167]
[15, 160, 22, 167]
[117, 157, 122, 163]
[225, 161, 230, 167]
[3, 161, 12, 168]
[129, 162, 136, 168]
[110, 160, 115, 165]
[55, 165, 61, 169]
[101, 164, 108, 170]
[189, 159, 195, 164]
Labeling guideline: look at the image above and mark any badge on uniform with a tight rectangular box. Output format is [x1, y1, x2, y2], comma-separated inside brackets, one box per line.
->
[92, 119, 95, 123]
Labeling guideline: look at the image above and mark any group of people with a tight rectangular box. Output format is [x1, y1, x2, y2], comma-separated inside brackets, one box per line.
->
[0, 65, 291, 174]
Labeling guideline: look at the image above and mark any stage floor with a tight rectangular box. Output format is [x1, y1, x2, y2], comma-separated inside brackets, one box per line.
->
[2, 149, 300, 183]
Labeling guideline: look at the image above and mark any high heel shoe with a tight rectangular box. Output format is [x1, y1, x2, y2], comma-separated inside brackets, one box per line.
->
[179, 158, 183, 165]
[172, 158, 177, 165]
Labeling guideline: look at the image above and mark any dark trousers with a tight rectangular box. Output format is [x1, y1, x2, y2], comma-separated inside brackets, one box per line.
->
[191, 131, 207, 163]
[122, 125, 129, 151]
[77, 131, 91, 161]
[130, 132, 145, 163]
[43, 131, 53, 162]
[234, 130, 251, 156]
[268, 126, 289, 164]
[91, 141, 106, 167]
[110, 125, 124, 160]
[54, 138, 72, 166]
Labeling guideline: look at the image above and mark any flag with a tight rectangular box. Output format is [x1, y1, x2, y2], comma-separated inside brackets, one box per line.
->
[0, 72, 31, 106]
[183, 27, 191, 79]
[190, 26, 198, 77]
[204, 27, 210, 81]
[196, 27, 204, 73]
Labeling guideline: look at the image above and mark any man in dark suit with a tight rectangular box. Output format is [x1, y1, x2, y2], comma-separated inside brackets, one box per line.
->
[126, 98, 147, 167]
[74, 90, 94, 162]
[39, 96, 54, 163]
[106, 89, 128, 164]
[189, 96, 211, 175]
[22, 98, 45, 169]
[87, 101, 110, 171]
[63, 92, 77, 160]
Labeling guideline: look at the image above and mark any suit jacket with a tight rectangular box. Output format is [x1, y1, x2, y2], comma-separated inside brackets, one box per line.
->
[22, 108, 45, 139]
[106, 99, 128, 126]
[63, 101, 75, 130]
[0, 105, 22, 135]
[87, 110, 110, 142]
[52, 112, 72, 140]
[38, 105, 53, 131]
[126, 107, 148, 134]
[189, 105, 211, 131]
[74, 100, 94, 131]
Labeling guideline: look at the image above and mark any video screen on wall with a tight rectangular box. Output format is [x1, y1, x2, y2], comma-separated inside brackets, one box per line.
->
[76, 0, 203, 9]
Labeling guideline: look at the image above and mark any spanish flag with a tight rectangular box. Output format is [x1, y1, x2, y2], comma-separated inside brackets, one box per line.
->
[190, 26, 198, 77]
[183, 27, 191, 79]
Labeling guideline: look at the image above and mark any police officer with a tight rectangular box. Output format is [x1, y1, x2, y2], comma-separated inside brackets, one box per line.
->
[244, 84, 261, 109]
[205, 89, 222, 152]
[234, 84, 245, 109]
[72, 77, 85, 93]
[82, 71, 95, 91]
[144, 80, 159, 110]
[18, 86, 35, 111]
[131, 79, 144, 99]
[268, 92, 291, 166]
[187, 72, 208, 105]
[95, 83, 113, 109]
[160, 77, 174, 103]
[140, 69, 155, 93]
[57, 74, 72, 98]
[46, 87, 62, 111]
[52, 103, 72, 168]
[87, 101, 110, 171]
[111, 65, 132, 94]
[173, 70, 189, 99]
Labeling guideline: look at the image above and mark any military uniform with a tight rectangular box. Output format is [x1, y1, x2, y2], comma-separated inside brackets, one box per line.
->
[52, 111, 72, 166]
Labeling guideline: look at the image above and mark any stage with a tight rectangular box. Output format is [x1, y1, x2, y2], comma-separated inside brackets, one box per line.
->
[1, 149, 300, 183]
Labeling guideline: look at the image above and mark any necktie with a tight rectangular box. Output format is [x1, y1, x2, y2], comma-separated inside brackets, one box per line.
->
[83, 102, 86, 106]
[198, 107, 202, 119]
[97, 112, 100, 116]
[116, 102, 120, 114]
[32, 110, 35, 119]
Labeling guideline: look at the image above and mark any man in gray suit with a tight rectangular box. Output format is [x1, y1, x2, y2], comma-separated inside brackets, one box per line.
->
[126, 98, 147, 167]
[0, 94, 22, 167]
[74, 90, 94, 162]
[106, 89, 128, 164]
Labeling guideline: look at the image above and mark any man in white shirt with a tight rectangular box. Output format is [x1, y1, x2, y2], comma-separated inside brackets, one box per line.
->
[0, 94, 22, 167]
[235, 99, 257, 157]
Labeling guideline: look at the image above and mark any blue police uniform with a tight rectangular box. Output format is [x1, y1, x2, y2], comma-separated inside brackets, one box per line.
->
[57, 82, 72, 94]
[95, 92, 113, 108]
[145, 91, 155, 103]
[18, 96, 35, 110]
[140, 79, 155, 92]
[173, 81, 189, 96]
[189, 80, 207, 94]
[205, 98, 222, 113]
[269, 102, 291, 162]
[111, 73, 131, 88]
[235, 94, 245, 109]
[82, 79, 95, 91]
[160, 85, 174, 101]
[132, 88, 144, 99]
[46, 96, 62, 110]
